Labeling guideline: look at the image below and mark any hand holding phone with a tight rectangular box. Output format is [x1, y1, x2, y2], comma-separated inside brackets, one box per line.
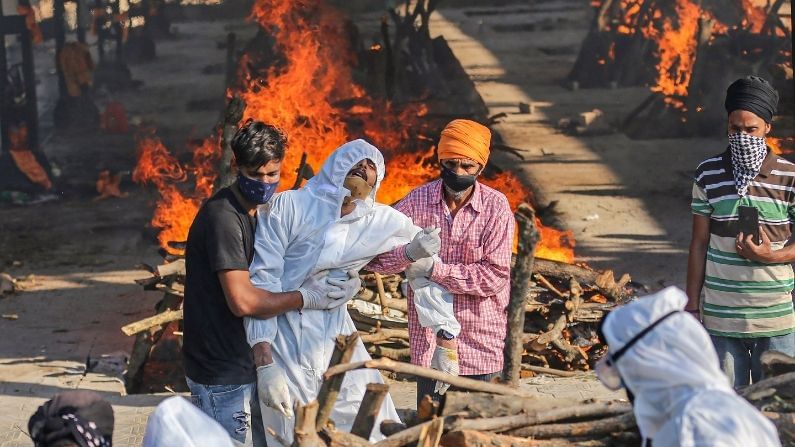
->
[737, 206, 761, 245]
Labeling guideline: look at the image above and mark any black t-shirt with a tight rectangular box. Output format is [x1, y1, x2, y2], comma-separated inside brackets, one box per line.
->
[182, 187, 257, 385]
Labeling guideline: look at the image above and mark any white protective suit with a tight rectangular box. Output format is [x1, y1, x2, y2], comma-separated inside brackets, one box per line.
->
[600, 286, 781, 447]
[142, 397, 234, 447]
[244, 139, 455, 443]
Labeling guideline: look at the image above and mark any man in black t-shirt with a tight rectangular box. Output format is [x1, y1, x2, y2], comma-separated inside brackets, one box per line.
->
[182, 121, 362, 446]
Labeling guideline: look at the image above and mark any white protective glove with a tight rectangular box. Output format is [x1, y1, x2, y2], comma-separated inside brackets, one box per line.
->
[327, 269, 363, 302]
[298, 270, 361, 310]
[405, 256, 434, 287]
[256, 363, 293, 418]
[430, 345, 459, 395]
[405, 227, 441, 261]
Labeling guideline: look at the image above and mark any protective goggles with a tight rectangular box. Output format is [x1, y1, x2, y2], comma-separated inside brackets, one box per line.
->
[595, 310, 681, 390]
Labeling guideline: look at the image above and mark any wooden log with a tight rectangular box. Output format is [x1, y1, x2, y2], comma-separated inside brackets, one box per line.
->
[214, 96, 246, 190]
[532, 259, 630, 300]
[121, 309, 183, 336]
[507, 412, 636, 438]
[380, 420, 407, 437]
[295, 401, 325, 447]
[359, 328, 410, 343]
[367, 345, 411, 361]
[356, 288, 408, 313]
[441, 392, 545, 418]
[762, 412, 795, 443]
[761, 351, 795, 377]
[534, 273, 566, 298]
[316, 333, 361, 431]
[441, 430, 614, 447]
[123, 291, 182, 393]
[374, 273, 390, 315]
[447, 401, 632, 434]
[505, 204, 540, 385]
[522, 364, 583, 378]
[373, 413, 466, 447]
[531, 315, 567, 352]
[323, 358, 532, 397]
[350, 384, 390, 439]
[323, 429, 371, 447]
[418, 417, 444, 447]
[156, 258, 185, 277]
[566, 278, 583, 323]
[740, 371, 795, 402]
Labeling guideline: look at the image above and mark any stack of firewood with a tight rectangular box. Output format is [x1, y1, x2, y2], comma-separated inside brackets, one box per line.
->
[270, 333, 795, 447]
[121, 248, 631, 392]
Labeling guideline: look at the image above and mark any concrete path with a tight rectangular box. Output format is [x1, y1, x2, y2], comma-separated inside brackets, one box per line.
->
[431, 2, 724, 289]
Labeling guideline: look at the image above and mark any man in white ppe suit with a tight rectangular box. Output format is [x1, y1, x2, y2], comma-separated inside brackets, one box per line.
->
[596, 286, 780, 447]
[244, 139, 449, 444]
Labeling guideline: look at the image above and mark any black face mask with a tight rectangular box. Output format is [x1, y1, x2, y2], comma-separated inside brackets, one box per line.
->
[441, 166, 477, 192]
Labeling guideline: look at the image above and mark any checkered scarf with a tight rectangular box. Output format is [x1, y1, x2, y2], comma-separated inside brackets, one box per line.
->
[729, 133, 768, 196]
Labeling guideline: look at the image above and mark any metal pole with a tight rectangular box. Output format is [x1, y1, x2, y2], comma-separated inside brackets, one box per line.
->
[0, 2, 9, 152]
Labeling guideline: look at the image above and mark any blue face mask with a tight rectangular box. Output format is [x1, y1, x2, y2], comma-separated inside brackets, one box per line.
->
[237, 172, 278, 205]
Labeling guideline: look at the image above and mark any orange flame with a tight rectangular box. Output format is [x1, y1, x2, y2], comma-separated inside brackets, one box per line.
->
[134, 0, 576, 263]
[769, 137, 795, 156]
[133, 134, 220, 255]
[649, 0, 702, 97]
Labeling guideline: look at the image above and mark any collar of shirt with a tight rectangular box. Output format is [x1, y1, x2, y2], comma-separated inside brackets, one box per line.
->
[430, 179, 484, 214]
[721, 146, 778, 178]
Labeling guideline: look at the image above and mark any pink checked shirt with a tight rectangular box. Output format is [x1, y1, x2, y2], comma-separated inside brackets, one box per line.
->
[367, 179, 514, 375]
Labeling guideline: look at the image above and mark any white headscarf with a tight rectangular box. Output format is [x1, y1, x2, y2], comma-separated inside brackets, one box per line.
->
[600, 287, 780, 447]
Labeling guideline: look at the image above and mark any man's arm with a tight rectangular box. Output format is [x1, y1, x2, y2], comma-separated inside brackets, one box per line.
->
[218, 270, 302, 319]
[737, 229, 795, 263]
[366, 199, 416, 274]
[686, 214, 710, 312]
[429, 200, 514, 297]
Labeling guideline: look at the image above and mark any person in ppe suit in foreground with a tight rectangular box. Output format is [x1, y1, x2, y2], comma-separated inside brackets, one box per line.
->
[596, 286, 780, 447]
[244, 139, 454, 444]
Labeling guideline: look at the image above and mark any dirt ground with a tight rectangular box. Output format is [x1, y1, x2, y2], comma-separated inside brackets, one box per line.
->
[4, 1, 742, 444]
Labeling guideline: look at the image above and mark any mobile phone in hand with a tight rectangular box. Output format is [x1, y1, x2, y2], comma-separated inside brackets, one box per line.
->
[738, 206, 761, 245]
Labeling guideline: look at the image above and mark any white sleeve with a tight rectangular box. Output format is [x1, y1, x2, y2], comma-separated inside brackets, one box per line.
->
[245, 201, 292, 347]
[408, 255, 461, 336]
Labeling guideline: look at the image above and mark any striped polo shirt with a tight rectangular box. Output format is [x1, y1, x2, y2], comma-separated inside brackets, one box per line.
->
[692, 148, 795, 338]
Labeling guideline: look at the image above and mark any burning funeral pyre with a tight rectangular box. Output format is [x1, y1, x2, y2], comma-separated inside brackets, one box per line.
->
[568, 0, 793, 139]
[126, 0, 597, 394]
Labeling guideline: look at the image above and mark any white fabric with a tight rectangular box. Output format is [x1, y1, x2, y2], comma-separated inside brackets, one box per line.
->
[244, 139, 452, 443]
[601, 286, 781, 447]
[142, 396, 234, 447]
[410, 259, 460, 336]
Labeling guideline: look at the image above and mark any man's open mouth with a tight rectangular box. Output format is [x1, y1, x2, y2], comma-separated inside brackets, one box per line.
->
[348, 168, 367, 180]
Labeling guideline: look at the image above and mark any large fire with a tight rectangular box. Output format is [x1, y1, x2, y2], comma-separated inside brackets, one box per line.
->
[133, 0, 575, 263]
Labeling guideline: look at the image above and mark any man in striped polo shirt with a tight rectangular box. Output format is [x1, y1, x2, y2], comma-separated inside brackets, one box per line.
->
[687, 76, 795, 387]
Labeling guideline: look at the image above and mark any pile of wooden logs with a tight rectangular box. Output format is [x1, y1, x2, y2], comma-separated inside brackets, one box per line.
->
[265, 332, 795, 447]
[121, 226, 633, 392]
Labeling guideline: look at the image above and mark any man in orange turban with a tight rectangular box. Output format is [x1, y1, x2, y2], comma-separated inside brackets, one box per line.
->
[369, 119, 514, 404]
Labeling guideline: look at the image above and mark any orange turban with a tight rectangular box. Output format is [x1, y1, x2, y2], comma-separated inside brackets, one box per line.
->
[437, 119, 491, 167]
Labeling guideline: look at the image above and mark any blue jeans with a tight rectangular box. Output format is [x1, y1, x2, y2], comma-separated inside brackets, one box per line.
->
[710, 332, 795, 387]
[417, 371, 501, 408]
[186, 377, 265, 446]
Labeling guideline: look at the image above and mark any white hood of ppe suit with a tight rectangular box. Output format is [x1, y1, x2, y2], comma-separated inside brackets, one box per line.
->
[142, 397, 234, 447]
[600, 286, 780, 447]
[244, 139, 454, 443]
